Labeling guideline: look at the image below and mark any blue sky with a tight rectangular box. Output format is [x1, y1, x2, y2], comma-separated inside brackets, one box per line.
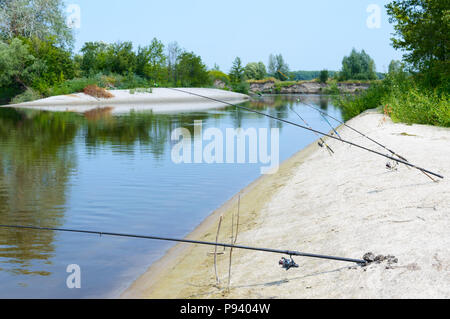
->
[65, 0, 403, 73]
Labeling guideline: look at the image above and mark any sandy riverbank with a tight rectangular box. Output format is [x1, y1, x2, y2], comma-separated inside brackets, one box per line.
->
[2, 88, 249, 114]
[122, 110, 449, 299]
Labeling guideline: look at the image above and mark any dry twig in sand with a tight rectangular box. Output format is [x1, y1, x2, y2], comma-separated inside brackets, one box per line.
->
[213, 216, 223, 286]
[228, 195, 241, 290]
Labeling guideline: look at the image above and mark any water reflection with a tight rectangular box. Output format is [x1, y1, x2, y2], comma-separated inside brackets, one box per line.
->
[0, 95, 340, 297]
[0, 109, 78, 276]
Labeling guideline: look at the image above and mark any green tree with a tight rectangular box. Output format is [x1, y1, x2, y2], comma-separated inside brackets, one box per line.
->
[167, 41, 182, 84]
[268, 54, 290, 80]
[80, 42, 110, 75]
[0, 38, 41, 89]
[23, 37, 76, 92]
[388, 60, 403, 75]
[106, 41, 137, 75]
[340, 49, 377, 81]
[244, 62, 267, 80]
[175, 52, 210, 87]
[386, 0, 450, 88]
[319, 69, 329, 83]
[136, 38, 167, 84]
[229, 57, 245, 83]
[0, 0, 74, 48]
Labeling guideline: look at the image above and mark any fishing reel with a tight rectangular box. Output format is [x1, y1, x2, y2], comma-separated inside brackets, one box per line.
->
[386, 154, 399, 171]
[279, 256, 299, 271]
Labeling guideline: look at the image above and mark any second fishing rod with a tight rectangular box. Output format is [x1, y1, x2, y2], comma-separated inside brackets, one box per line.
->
[298, 100, 438, 182]
[167, 88, 443, 180]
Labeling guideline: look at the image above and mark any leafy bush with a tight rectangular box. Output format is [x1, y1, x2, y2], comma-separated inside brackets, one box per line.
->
[319, 70, 329, 83]
[322, 81, 341, 95]
[129, 88, 152, 94]
[231, 81, 249, 94]
[335, 81, 388, 120]
[209, 70, 230, 85]
[49, 77, 99, 96]
[385, 88, 450, 127]
[335, 73, 450, 127]
[339, 49, 378, 81]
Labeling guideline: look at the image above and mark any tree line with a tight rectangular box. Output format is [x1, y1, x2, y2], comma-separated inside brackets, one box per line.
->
[2, 0, 443, 110]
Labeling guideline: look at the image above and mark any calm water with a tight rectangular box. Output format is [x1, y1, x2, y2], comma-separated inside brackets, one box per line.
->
[0, 95, 342, 298]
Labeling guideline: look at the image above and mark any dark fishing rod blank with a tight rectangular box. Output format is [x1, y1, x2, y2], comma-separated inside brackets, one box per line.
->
[0, 225, 366, 266]
[167, 88, 443, 180]
[290, 106, 334, 155]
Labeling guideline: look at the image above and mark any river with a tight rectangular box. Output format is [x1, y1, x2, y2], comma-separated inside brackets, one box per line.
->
[0, 95, 343, 298]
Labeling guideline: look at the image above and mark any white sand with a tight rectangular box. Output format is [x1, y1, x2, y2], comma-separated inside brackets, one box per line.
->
[2, 88, 249, 114]
[123, 110, 449, 299]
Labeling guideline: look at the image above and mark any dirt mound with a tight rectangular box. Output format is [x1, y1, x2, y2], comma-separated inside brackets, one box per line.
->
[83, 85, 114, 99]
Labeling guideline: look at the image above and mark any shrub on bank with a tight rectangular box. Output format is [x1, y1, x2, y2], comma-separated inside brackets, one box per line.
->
[10, 88, 42, 104]
[335, 81, 387, 120]
[231, 81, 250, 94]
[335, 75, 450, 127]
[385, 88, 450, 127]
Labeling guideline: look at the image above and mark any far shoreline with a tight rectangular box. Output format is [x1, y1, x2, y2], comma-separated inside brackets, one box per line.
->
[1, 88, 250, 114]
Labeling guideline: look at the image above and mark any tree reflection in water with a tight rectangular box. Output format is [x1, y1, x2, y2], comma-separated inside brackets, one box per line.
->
[0, 97, 330, 278]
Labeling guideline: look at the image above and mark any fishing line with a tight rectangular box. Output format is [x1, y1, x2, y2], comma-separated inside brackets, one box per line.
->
[289, 105, 334, 155]
[0, 225, 366, 267]
[299, 100, 438, 182]
[167, 88, 443, 180]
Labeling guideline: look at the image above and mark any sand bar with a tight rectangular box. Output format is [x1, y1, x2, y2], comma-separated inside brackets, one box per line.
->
[122, 110, 449, 299]
[2, 88, 250, 114]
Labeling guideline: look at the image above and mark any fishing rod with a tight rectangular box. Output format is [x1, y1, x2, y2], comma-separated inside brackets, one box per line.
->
[289, 106, 334, 156]
[311, 104, 342, 140]
[0, 225, 366, 268]
[299, 100, 438, 182]
[167, 88, 444, 180]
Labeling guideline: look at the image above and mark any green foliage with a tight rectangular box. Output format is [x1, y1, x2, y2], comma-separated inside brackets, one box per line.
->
[10, 88, 42, 104]
[23, 37, 76, 93]
[80, 41, 137, 76]
[107, 41, 137, 75]
[136, 38, 166, 84]
[268, 54, 290, 80]
[244, 62, 267, 80]
[319, 70, 329, 83]
[80, 42, 110, 75]
[129, 87, 153, 94]
[0, 0, 74, 49]
[335, 72, 449, 127]
[386, 87, 450, 127]
[339, 49, 378, 81]
[322, 80, 341, 95]
[175, 52, 211, 87]
[0, 38, 41, 89]
[49, 77, 98, 96]
[209, 70, 230, 85]
[386, 0, 449, 88]
[229, 57, 245, 83]
[230, 81, 249, 94]
[335, 81, 387, 120]
[48, 73, 152, 97]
